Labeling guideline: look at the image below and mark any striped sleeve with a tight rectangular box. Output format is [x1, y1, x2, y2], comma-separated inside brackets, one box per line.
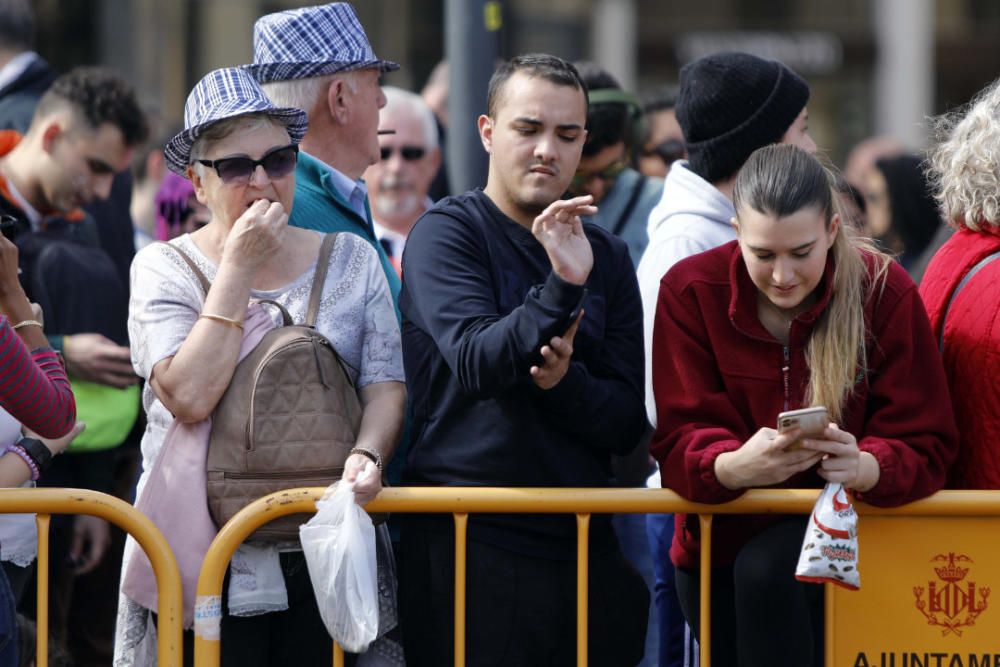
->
[0, 318, 75, 438]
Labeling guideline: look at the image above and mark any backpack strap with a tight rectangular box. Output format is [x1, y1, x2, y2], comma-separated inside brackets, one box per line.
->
[610, 174, 648, 237]
[156, 238, 332, 328]
[939, 249, 1000, 353]
[156, 242, 211, 295]
[305, 233, 337, 327]
[255, 299, 295, 327]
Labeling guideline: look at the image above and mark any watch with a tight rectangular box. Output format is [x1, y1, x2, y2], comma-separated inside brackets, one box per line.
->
[17, 437, 53, 473]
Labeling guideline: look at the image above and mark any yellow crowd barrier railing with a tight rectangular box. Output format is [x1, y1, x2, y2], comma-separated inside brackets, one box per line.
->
[0, 488, 183, 667]
[194, 487, 1000, 667]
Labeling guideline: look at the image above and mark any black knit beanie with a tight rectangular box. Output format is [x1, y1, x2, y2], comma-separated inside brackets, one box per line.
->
[677, 52, 810, 184]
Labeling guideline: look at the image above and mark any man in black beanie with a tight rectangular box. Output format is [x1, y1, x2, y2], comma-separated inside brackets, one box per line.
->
[636, 51, 815, 667]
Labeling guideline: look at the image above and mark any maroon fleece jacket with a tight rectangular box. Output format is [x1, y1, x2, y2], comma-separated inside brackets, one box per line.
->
[650, 241, 958, 568]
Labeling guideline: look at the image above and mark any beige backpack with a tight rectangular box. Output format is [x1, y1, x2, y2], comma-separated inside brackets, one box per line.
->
[168, 234, 361, 540]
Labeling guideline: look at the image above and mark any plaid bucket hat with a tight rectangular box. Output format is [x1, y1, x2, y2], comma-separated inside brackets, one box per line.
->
[247, 2, 399, 84]
[164, 67, 309, 176]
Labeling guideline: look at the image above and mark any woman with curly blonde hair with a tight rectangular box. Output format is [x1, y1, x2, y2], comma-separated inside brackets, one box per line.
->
[920, 77, 1000, 490]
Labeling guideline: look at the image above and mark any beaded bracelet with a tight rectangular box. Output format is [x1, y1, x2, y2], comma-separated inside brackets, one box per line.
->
[4, 444, 39, 481]
[348, 447, 383, 473]
[12, 319, 43, 331]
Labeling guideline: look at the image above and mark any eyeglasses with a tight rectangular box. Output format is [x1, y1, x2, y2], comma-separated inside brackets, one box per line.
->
[195, 143, 299, 185]
[570, 159, 628, 191]
[380, 145, 426, 162]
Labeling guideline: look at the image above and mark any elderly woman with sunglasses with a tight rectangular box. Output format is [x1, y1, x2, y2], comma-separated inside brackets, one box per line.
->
[115, 68, 405, 666]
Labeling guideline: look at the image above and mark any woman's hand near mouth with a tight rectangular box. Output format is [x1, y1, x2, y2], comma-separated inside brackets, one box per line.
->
[222, 199, 288, 275]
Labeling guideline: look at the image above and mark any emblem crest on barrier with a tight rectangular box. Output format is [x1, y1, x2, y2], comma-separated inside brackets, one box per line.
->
[913, 552, 990, 636]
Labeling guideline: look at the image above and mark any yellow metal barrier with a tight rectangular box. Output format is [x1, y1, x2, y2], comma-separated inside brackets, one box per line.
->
[194, 487, 1000, 667]
[0, 488, 184, 667]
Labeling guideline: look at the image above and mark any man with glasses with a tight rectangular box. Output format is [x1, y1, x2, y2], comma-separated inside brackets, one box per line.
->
[249, 2, 401, 313]
[363, 86, 441, 273]
[570, 63, 663, 268]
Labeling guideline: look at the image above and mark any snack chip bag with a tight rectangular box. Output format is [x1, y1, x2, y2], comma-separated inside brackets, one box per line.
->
[795, 482, 860, 590]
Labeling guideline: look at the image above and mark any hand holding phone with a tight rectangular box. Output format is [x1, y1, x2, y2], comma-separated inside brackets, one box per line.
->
[777, 406, 830, 450]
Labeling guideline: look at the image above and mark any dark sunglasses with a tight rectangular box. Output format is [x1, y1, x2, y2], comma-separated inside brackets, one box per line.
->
[380, 145, 426, 162]
[570, 159, 628, 191]
[641, 138, 686, 167]
[196, 143, 299, 185]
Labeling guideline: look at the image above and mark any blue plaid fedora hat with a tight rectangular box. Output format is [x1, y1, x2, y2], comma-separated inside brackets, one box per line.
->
[164, 67, 309, 175]
[247, 2, 399, 84]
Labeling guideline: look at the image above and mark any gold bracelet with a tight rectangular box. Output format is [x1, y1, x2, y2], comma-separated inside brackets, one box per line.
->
[198, 313, 244, 330]
[11, 319, 42, 331]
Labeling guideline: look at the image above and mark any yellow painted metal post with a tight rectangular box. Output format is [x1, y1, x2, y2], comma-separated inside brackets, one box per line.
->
[699, 515, 713, 667]
[36, 514, 49, 667]
[454, 512, 468, 667]
[333, 642, 344, 666]
[0, 489, 184, 666]
[576, 513, 590, 667]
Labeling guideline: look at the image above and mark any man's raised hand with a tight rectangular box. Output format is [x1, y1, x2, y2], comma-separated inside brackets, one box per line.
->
[531, 196, 596, 286]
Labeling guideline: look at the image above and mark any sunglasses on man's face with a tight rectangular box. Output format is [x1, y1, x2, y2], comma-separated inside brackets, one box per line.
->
[196, 143, 299, 185]
[380, 145, 426, 162]
[570, 159, 628, 191]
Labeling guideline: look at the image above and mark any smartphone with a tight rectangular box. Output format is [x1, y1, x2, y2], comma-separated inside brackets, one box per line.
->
[777, 406, 829, 449]
[0, 214, 19, 241]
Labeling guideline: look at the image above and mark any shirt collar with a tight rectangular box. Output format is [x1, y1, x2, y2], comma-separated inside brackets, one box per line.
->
[373, 220, 407, 255]
[305, 150, 369, 220]
[3, 172, 41, 230]
[0, 52, 38, 92]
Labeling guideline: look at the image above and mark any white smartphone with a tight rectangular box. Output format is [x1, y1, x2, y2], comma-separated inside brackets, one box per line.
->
[777, 406, 830, 445]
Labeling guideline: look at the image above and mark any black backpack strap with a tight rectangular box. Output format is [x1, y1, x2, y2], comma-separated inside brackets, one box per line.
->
[156, 241, 211, 295]
[939, 250, 1000, 353]
[305, 233, 337, 327]
[610, 175, 648, 237]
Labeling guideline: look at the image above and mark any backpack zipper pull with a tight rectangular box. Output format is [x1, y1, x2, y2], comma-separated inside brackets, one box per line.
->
[313, 337, 331, 389]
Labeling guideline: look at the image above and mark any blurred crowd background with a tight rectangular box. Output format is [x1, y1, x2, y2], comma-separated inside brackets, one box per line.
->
[29, 0, 1000, 172]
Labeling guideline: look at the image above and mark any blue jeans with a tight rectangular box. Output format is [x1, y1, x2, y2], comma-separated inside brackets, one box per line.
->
[647, 513, 697, 667]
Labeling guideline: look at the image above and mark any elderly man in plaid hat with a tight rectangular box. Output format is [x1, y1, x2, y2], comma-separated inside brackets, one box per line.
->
[248, 2, 401, 316]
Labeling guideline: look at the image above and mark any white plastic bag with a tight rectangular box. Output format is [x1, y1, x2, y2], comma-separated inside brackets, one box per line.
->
[300, 473, 379, 652]
[795, 482, 861, 590]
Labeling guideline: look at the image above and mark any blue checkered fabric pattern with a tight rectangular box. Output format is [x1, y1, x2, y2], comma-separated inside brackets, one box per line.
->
[163, 67, 309, 176]
[246, 2, 399, 83]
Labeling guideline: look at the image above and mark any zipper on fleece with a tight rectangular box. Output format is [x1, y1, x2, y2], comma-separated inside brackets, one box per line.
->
[782, 345, 790, 412]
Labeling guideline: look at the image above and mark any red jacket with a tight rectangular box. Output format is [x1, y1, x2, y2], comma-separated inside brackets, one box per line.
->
[919, 227, 1000, 489]
[651, 241, 958, 568]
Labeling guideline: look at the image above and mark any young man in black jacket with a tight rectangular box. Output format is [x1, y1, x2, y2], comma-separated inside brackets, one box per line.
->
[398, 53, 649, 666]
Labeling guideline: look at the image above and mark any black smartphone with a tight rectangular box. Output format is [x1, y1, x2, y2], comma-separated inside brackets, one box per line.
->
[0, 214, 20, 241]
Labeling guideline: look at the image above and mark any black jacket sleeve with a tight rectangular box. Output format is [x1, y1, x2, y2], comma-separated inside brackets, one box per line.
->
[533, 241, 648, 454]
[401, 211, 584, 399]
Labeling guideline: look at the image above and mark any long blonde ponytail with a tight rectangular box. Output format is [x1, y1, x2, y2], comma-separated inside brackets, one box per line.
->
[733, 145, 892, 423]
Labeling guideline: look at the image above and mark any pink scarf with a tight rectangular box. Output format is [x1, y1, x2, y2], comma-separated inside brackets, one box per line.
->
[121, 303, 276, 628]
